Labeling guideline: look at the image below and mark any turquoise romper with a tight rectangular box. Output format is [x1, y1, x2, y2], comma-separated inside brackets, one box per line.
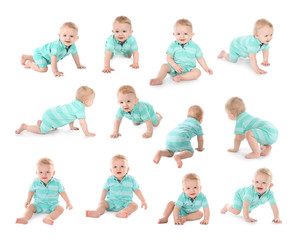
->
[115, 101, 158, 124]
[234, 111, 278, 145]
[103, 174, 139, 212]
[29, 177, 65, 213]
[33, 39, 78, 68]
[175, 192, 209, 217]
[105, 35, 138, 56]
[166, 40, 203, 77]
[40, 99, 86, 134]
[233, 184, 276, 212]
[229, 35, 269, 62]
[166, 117, 203, 153]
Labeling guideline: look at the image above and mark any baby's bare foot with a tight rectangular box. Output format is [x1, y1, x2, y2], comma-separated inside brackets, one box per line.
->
[15, 123, 27, 134]
[153, 150, 163, 164]
[158, 217, 168, 224]
[156, 112, 163, 121]
[24, 60, 32, 69]
[260, 145, 272, 156]
[217, 50, 226, 58]
[85, 210, 101, 218]
[37, 120, 42, 127]
[173, 75, 182, 82]
[179, 216, 186, 225]
[21, 55, 28, 65]
[245, 152, 260, 159]
[43, 216, 54, 225]
[220, 204, 229, 214]
[16, 217, 28, 224]
[116, 211, 129, 218]
[150, 78, 163, 85]
[174, 155, 183, 168]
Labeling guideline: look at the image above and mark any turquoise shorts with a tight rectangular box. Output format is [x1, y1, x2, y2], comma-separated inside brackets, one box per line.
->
[33, 49, 50, 68]
[229, 44, 240, 62]
[251, 126, 278, 145]
[32, 202, 60, 214]
[232, 189, 244, 211]
[167, 63, 195, 77]
[179, 208, 199, 218]
[106, 199, 132, 212]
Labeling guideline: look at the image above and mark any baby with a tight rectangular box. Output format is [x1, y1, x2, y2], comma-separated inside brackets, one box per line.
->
[21, 22, 85, 77]
[16, 158, 73, 225]
[153, 105, 204, 168]
[86, 154, 147, 218]
[218, 19, 273, 74]
[158, 173, 210, 225]
[221, 168, 281, 223]
[225, 97, 278, 159]
[15, 86, 96, 137]
[150, 18, 213, 85]
[102, 16, 139, 73]
[110, 85, 162, 138]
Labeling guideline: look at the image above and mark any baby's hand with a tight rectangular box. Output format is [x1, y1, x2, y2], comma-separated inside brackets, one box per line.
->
[85, 132, 96, 137]
[227, 148, 238, 152]
[205, 67, 213, 75]
[102, 66, 115, 73]
[174, 64, 184, 73]
[110, 132, 122, 138]
[54, 71, 64, 77]
[200, 219, 209, 225]
[272, 217, 282, 223]
[254, 68, 267, 74]
[245, 217, 257, 223]
[141, 201, 148, 210]
[174, 217, 186, 225]
[70, 126, 79, 131]
[130, 63, 139, 69]
[195, 147, 205, 152]
[261, 61, 270, 66]
[24, 202, 30, 208]
[77, 64, 86, 69]
[66, 202, 73, 210]
[142, 131, 153, 138]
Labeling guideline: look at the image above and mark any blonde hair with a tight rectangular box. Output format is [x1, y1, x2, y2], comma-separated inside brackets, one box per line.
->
[61, 22, 78, 32]
[225, 97, 246, 117]
[113, 16, 132, 28]
[76, 86, 95, 103]
[255, 168, 273, 182]
[182, 173, 201, 185]
[110, 154, 129, 166]
[175, 19, 193, 30]
[117, 85, 136, 96]
[253, 19, 273, 35]
[187, 105, 203, 122]
[37, 157, 54, 168]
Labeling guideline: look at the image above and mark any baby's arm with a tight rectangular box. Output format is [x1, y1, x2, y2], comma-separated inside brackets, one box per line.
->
[200, 206, 210, 224]
[99, 189, 108, 202]
[134, 189, 147, 209]
[51, 55, 64, 77]
[69, 121, 79, 130]
[195, 136, 204, 151]
[228, 134, 245, 152]
[130, 50, 139, 69]
[79, 118, 96, 137]
[60, 191, 73, 210]
[142, 119, 153, 138]
[249, 53, 267, 74]
[72, 54, 86, 69]
[110, 118, 122, 138]
[24, 191, 35, 208]
[242, 200, 257, 222]
[173, 206, 184, 225]
[167, 54, 183, 73]
[271, 204, 282, 223]
[102, 50, 115, 73]
[197, 57, 213, 75]
[261, 49, 270, 66]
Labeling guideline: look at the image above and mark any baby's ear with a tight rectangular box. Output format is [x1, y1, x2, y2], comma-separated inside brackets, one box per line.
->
[76, 36, 79, 41]
[269, 183, 274, 189]
[127, 167, 130, 173]
[53, 171, 56, 176]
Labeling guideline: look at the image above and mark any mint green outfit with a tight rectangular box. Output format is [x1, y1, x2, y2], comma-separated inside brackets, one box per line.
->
[33, 39, 78, 68]
[166, 40, 203, 77]
[233, 184, 276, 212]
[105, 35, 138, 56]
[229, 35, 269, 62]
[175, 192, 209, 217]
[115, 101, 159, 124]
[40, 99, 86, 134]
[166, 117, 203, 153]
[29, 177, 65, 213]
[235, 111, 278, 145]
[103, 174, 139, 212]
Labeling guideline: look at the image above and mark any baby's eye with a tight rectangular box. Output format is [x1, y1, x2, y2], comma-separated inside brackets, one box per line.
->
[187, 187, 190, 190]
[116, 31, 119, 33]
[184, 33, 188, 35]
[120, 101, 123, 104]
[262, 182, 267, 184]
[120, 165, 124, 168]
[127, 100, 131, 103]
[39, 172, 43, 174]
[46, 171, 50, 174]
[123, 30, 126, 33]
[70, 35, 74, 38]
[255, 181, 259, 183]
[63, 35, 67, 37]
[177, 33, 180, 35]
[194, 186, 197, 189]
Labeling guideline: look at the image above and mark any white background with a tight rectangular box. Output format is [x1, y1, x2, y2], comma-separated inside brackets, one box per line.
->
[1, 0, 298, 239]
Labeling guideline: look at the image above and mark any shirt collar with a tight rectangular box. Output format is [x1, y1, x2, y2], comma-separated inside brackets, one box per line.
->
[74, 99, 85, 109]
[113, 35, 130, 45]
[58, 38, 72, 50]
[236, 111, 247, 121]
[38, 177, 54, 186]
[113, 173, 128, 183]
[175, 39, 192, 47]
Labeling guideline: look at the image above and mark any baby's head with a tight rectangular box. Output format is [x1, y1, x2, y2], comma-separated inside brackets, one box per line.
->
[188, 105, 203, 123]
[112, 16, 133, 43]
[59, 22, 79, 47]
[182, 173, 202, 199]
[253, 19, 273, 44]
[110, 154, 130, 181]
[252, 168, 273, 195]
[36, 158, 55, 185]
[225, 97, 246, 120]
[76, 86, 95, 107]
[173, 19, 194, 45]
[117, 85, 138, 112]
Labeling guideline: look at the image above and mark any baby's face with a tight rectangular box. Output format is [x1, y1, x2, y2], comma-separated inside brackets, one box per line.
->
[255, 26, 273, 44]
[113, 22, 132, 43]
[36, 164, 55, 185]
[252, 173, 273, 195]
[183, 179, 201, 199]
[84, 93, 95, 107]
[117, 92, 138, 112]
[110, 158, 129, 181]
[59, 26, 79, 47]
[173, 24, 194, 45]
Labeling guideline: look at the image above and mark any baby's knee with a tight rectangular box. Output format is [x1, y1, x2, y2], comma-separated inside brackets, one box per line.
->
[54, 205, 64, 213]
[191, 68, 201, 77]
[39, 67, 48, 73]
[130, 202, 138, 210]
[167, 201, 175, 207]
[245, 130, 254, 139]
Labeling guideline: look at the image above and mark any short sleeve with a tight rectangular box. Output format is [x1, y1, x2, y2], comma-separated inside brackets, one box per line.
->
[50, 42, 62, 57]
[75, 111, 86, 119]
[115, 108, 124, 119]
[268, 191, 276, 206]
[129, 36, 138, 52]
[243, 188, 254, 204]
[234, 120, 245, 135]
[103, 178, 111, 191]
[57, 179, 65, 193]
[263, 44, 270, 51]
[29, 181, 36, 192]
[131, 177, 139, 191]
[69, 44, 78, 55]
[247, 38, 260, 54]
[105, 36, 116, 52]
[175, 193, 185, 208]
[139, 103, 151, 122]
[196, 124, 204, 137]
[194, 44, 203, 58]
[201, 195, 209, 208]
[166, 42, 175, 56]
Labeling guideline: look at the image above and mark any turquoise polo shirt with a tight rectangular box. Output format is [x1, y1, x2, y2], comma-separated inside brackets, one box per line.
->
[40, 99, 86, 134]
[105, 35, 138, 56]
[175, 192, 209, 217]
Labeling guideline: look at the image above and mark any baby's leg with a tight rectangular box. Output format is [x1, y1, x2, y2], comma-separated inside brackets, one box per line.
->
[43, 206, 64, 225]
[153, 112, 163, 127]
[86, 200, 109, 218]
[24, 60, 48, 72]
[260, 145, 272, 156]
[150, 64, 171, 85]
[116, 202, 138, 218]
[220, 204, 241, 215]
[185, 210, 203, 221]
[158, 201, 175, 224]
[21, 55, 34, 65]
[15, 121, 44, 135]
[217, 50, 236, 63]
[173, 68, 201, 82]
[174, 151, 194, 168]
[16, 204, 36, 224]
[153, 150, 174, 164]
[245, 130, 260, 159]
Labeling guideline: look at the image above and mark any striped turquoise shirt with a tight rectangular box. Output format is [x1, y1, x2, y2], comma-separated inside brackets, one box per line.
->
[105, 35, 138, 56]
